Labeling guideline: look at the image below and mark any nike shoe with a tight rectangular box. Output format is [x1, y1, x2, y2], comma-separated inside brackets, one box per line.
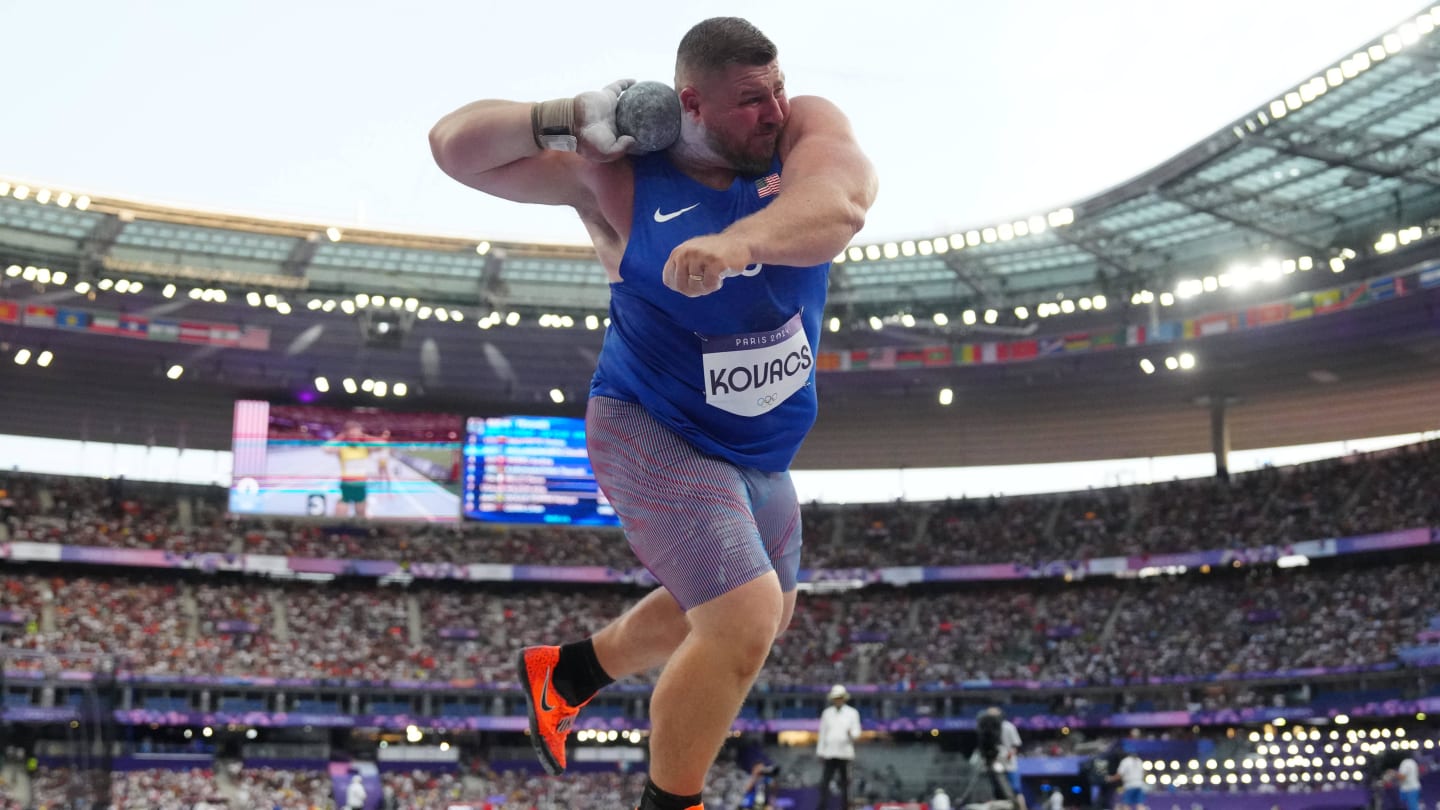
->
[517, 645, 589, 775]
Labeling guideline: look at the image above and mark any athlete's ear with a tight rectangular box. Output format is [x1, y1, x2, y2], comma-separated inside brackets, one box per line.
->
[678, 85, 702, 117]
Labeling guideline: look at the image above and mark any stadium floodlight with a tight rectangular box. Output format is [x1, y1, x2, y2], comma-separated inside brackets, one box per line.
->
[945, 234, 962, 251]
[997, 223, 1014, 241]
[1160, 292, 1175, 306]
[505, 312, 521, 326]
[3, 264, 19, 277]
[404, 297, 418, 311]
[586, 314, 600, 330]
[12, 185, 29, 200]
[449, 309, 463, 321]
[938, 387, 953, 406]
[550, 388, 565, 404]
[74, 195, 90, 210]
[326, 226, 342, 242]
[36, 189, 52, 204]
[342, 378, 358, 394]
[917, 240, 933, 256]
[899, 313, 915, 328]
[475, 240, 491, 255]
[340, 300, 356, 314]
[361, 379, 374, 392]
[1269, 100, 1287, 119]
[847, 246, 864, 262]
[981, 227, 997, 244]
[932, 312, 948, 326]
[1014, 306, 1028, 320]
[56, 191, 72, 207]
[98, 278, 115, 291]
[962, 310, 977, 325]
[1179, 353, 1196, 370]
[416, 306, 431, 320]
[314, 377, 329, 393]
[1374, 233, 1397, 253]
[1330, 257, 1346, 273]
[868, 316, 883, 331]
[13, 349, 31, 365]
[36, 350, 53, 368]
[827, 316, 840, 332]
[832, 250, 847, 263]
[246, 291, 261, 306]
[477, 318, 492, 329]
[965, 230, 981, 247]
[900, 240, 916, 257]
[74, 281, 92, 294]
[166, 364, 184, 380]
[1165, 356, 1179, 371]
[1060, 299, 1075, 314]
[1013, 219, 1029, 237]
[393, 382, 407, 397]
[983, 309, 998, 324]
[387, 296, 402, 309]
[932, 237, 949, 254]
[1139, 359, 1155, 375]
[307, 299, 322, 310]
[367, 294, 384, 308]
[435, 308, 450, 322]
[374, 381, 387, 398]
[864, 245, 881, 260]
[49, 270, 66, 285]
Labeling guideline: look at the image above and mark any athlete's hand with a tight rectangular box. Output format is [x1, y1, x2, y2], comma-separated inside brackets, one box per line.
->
[574, 79, 638, 162]
[663, 234, 755, 297]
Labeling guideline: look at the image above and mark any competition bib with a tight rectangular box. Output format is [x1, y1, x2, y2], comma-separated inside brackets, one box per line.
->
[700, 312, 812, 418]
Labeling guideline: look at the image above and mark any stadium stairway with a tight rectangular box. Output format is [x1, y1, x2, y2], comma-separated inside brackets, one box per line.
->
[270, 590, 290, 642]
[406, 593, 422, 646]
[213, 758, 241, 804]
[181, 584, 199, 641]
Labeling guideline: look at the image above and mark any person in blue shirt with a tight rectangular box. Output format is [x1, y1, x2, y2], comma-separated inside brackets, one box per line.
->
[430, 16, 877, 810]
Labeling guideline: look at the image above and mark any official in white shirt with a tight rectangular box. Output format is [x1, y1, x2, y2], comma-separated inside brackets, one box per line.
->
[1396, 756, 1421, 810]
[345, 773, 368, 810]
[929, 786, 951, 810]
[817, 684, 862, 809]
[1108, 752, 1146, 810]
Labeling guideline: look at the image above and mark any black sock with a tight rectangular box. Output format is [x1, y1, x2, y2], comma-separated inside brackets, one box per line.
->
[638, 778, 702, 810]
[550, 638, 613, 706]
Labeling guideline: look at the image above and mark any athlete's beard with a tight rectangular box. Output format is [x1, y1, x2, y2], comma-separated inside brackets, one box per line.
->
[675, 115, 775, 177]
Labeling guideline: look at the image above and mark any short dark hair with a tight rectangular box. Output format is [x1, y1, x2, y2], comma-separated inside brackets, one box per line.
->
[676, 17, 777, 84]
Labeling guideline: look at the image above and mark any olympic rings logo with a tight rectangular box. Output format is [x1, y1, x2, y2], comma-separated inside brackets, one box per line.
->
[756, 392, 781, 407]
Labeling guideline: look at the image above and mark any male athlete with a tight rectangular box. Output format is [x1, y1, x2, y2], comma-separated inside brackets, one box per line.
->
[430, 17, 876, 810]
[323, 421, 383, 518]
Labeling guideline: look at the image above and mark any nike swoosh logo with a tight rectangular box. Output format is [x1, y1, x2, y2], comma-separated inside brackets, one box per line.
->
[654, 203, 700, 223]
[539, 666, 557, 712]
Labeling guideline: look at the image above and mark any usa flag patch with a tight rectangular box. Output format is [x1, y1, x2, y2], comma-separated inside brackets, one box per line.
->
[755, 173, 781, 198]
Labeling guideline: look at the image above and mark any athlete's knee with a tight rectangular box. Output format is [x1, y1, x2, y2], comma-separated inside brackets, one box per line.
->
[691, 577, 782, 675]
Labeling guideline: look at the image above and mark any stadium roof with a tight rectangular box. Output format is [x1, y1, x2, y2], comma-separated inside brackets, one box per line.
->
[1, 8, 1439, 327]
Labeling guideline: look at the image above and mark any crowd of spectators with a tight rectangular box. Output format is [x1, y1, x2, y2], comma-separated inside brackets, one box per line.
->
[230, 766, 331, 809]
[3, 441, 1436, 569]
[111, 767, 222, 809]
[1, 553, 1433, 687]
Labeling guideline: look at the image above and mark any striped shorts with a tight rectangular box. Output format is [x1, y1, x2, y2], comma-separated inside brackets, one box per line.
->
[586, 396, 802, 611]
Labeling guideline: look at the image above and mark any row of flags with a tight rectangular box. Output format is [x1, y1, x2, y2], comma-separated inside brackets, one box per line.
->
[0, 300, 270, 350]
[816, 264, 1437, 373]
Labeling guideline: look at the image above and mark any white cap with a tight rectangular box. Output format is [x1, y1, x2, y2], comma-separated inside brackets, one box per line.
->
[828, 684, 849, 700]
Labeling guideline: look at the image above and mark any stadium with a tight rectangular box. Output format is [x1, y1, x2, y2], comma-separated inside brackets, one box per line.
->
[2, 5, 1440, 810]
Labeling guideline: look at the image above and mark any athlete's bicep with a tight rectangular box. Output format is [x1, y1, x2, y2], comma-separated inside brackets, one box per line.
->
[777, 96, 877, 210]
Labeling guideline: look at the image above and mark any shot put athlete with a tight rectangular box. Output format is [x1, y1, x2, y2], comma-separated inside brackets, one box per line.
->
[430, 17, 876, 810]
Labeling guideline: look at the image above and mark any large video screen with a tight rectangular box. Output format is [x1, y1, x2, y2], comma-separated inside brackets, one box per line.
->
[229, 400, 463, 522]
[462, 415, 619, 526]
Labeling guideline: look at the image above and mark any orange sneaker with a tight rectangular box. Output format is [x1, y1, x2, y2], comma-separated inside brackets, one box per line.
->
[517, 645, 589, 775]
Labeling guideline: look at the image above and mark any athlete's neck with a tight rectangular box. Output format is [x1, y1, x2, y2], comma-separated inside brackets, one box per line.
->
[667, 120, 738, 190]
